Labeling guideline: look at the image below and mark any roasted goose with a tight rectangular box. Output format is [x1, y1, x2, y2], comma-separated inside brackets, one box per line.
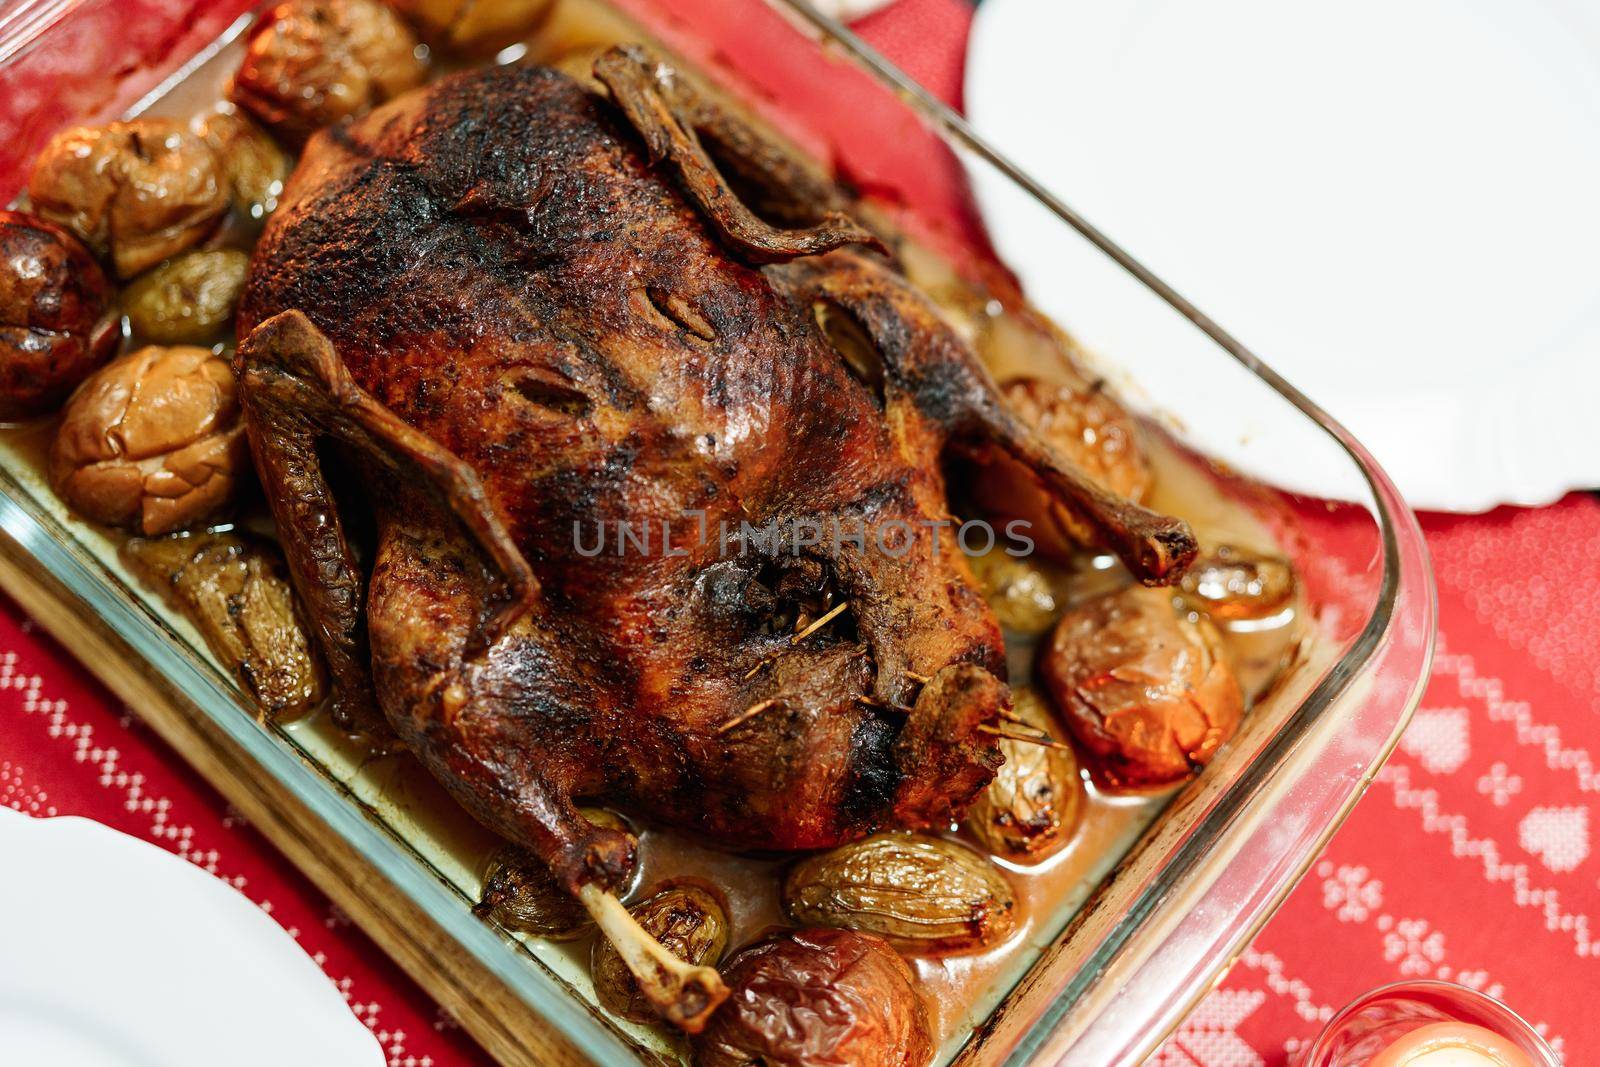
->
[234, 46, 1196, 1029]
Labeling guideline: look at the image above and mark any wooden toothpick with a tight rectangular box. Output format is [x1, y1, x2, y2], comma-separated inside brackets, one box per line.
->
[790, 600, 848, 644]
[718, 698, 779, 734]
[855, 695, 913, 714]
[977, 723, 1073, 752]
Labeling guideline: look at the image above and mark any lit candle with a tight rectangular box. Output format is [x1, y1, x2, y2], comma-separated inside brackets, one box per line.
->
[1366, 1022, 1537, 1067]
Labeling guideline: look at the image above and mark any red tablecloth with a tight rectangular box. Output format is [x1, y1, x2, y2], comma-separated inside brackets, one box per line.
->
[2, 2, 1595, 1065]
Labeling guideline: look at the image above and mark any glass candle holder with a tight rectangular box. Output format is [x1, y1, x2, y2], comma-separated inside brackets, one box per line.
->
[1300, 980, 1561, 1067]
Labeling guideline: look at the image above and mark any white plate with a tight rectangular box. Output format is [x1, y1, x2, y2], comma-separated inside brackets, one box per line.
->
[966, 0, 1600, 512]
[0, 809, 384, 1067]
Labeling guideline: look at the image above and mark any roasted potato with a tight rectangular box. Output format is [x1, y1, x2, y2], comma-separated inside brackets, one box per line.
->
[123, 251, 250, 345]
[0, 211, 120, 419]
[388, 0, 555, 54]
[230, 0, 427, 142]
[1179, 544, 1296, 622]
[590, 881, 728, 1024]
[122, 531, 325, 719]
[967, 548, 1060, 635]
[970, 375, 1151, 562]
[49, 345, 248, 535]
[1040, 585, 1243, 788]
[782, 832, 1015, 953]
[966, 686, 1083, 860]
[475, 809, 635, 938]
[692, 928, 931, 1067]
[27, 120, 228, 278]
[195, 110, 289, 220]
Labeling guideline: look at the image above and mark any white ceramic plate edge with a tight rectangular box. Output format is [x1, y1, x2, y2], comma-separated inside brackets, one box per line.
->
[964, 0, 1600, 513]
[0, 808, 385, 1067]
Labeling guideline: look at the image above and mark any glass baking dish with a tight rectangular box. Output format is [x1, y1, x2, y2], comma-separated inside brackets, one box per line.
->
[0, 1, 1435, 1064]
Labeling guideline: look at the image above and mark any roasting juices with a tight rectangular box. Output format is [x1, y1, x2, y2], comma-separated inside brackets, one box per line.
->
[0, 0, 1327, 1061]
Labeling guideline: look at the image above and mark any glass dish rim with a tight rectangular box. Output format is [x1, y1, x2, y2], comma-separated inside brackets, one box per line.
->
[0, 1, 1438, 1063]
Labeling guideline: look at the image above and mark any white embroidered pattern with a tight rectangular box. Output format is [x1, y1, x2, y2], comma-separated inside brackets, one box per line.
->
[1319, 862, 1384, 923]
[1519, 807, 1591, 874]
[1398, 707, 1471, 774]
[1478, 762, 1525, 807]
[1380, 763, 1594, 958]
[1149, 988, 1267, 1067]
[1378, 916, 1446, 976]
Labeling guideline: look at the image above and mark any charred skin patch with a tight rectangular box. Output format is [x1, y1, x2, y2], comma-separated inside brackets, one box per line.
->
[842, 714, 901, 828]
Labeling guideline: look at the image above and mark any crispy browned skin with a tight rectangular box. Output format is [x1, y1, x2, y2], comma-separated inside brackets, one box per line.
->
[236, 53, 1194, 901]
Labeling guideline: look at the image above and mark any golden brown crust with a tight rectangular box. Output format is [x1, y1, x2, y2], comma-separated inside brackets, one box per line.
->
[239, 63, 1010, 853]
[235, 56, 1194, 921]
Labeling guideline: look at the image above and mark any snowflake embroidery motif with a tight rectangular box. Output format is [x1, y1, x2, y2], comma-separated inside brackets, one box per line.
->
[1476, 762, 1523, 807]
[1382, 917, 1445, 976]
[1320, 863, 1383, 922]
